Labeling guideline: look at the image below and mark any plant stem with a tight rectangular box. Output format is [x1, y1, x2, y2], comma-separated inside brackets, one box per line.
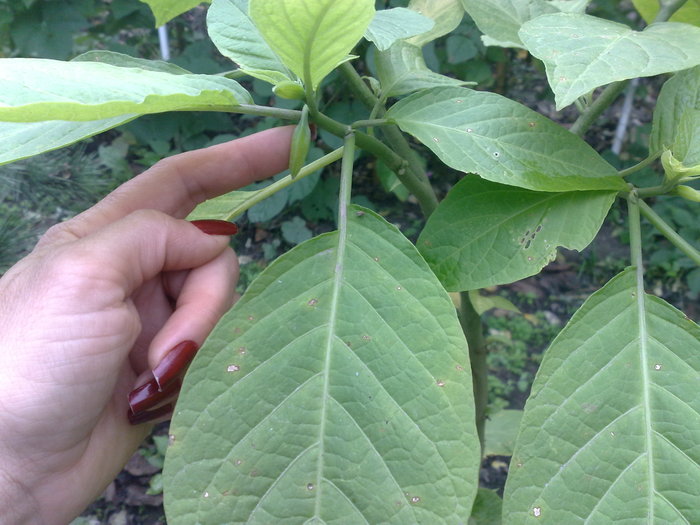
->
[652, 0, 689, 22]
[338, 132, 356, 225]
[351, 119, 393, 129]
[637, 198, 700, 266]
[627, 192, 644, 269]
[569, 81, 628, 137]
[232, 104, 302, 121]
[459, 291, 488, 456]
[338, 62, 439, 216]
[618, 152, 661, 178]
[225, 147, 345, 219]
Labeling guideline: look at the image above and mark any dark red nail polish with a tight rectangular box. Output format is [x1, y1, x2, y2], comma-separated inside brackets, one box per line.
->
[128, 377, 181, 414]
[191, 219, 238, 236]
[153, 340, 199, 391]
[127, 403, 174, 426]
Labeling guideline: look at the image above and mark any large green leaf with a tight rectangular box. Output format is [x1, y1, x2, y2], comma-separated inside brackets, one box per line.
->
[650, 66, 700, 154]
[207, 0, 292, 85]
[139, 0, 210, 26]
[163, 206, 479, 524]
[0, 117, 136, 166]
[249, 0, 375, 89]
[503, 268, 700, 523]
[405, 0, 465, 47]
[632, 0, 700, 26]
[386, 87, 625, 192]
[71, 50, 191, 75]
[460, 0, 557, 48]
[417, 177, 616, 290]
[376, 41, 470, 99]
[0, 58, 251, 122]
[520, 14, 700, 109]
[365, 8, 435, 51]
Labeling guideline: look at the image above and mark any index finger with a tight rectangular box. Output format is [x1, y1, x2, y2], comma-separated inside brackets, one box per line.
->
[70, 126, 294, 236]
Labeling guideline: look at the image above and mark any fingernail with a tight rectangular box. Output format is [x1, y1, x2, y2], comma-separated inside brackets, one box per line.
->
[153, 340, 199, 391]
[127, 403, 174, 426]
[190, 219, 238, 236]
[128, 377, 181, 414]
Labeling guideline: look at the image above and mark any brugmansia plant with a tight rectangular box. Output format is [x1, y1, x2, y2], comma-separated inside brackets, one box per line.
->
[2, 0, 700, 522]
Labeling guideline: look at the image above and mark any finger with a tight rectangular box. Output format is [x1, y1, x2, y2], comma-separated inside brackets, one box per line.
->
[61, 126, 294, 239]
[52, 210, 236, 311]
[145, 247, 238, 388]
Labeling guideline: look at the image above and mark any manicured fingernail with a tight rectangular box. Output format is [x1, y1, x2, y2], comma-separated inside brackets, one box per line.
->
[153, 340, 199, 391]
[190, 219, 238, 236]
[127, 403, 174, 426]
[128, 377, 181, 414]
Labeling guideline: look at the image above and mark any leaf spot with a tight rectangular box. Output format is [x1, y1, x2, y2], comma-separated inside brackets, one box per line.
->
[456, 364, 464, 372]
[396, 285, 402, 291]
[247, 315, 255, 321]
[466, 128, 473, 133]
[308, 298, 318, 306]
[203, 491, 210, 498]
[410, 496, 420, 504]
[654, 364, 662, 370]
[307, 483, 314, 491]
[527, 256, 534, 262]
[432, 137, 440, 143]
[235, 459, 243, 466]
[238, 347, 247, 355]
[355, 210, 365, 217]
[227, 364, 240, 372]
[529, 121, 536, 128]
[493, 151, 500, 158]
[436, 380, 445, 387]
[524, 240, 532, 250]
[533, 507, 542, 517]
[610, 432, 615, 437]
[168, 434, 176, 445]
[373, 256, 380, 262]
[455, 99, 463, 103]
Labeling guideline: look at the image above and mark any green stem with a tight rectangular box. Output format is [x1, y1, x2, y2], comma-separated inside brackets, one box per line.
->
[569, 81, 628, 137]
[231, 104, 302, 121]
[627, 192, 644, 269]
[460, 292, 488, 456]
[652, 0, 689, 22]
[226, 147, 345, 219]
[351, 119, 393, 129]
[338, 132, 356, 225]
[618, 151, 661, 178]
[338, 63, 439, 216]
[637, 199, 700, 266]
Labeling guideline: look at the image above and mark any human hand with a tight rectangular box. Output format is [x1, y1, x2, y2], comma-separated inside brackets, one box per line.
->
[0, 126, 293, 524]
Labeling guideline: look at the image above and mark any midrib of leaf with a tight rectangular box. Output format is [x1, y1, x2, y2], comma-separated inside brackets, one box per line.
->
[303, 2, 333, 89]
[635, 262, 656, 518]
[313, 134, 353, 520]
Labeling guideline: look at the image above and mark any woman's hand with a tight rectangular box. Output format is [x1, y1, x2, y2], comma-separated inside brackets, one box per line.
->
[0, 126, 293, 525]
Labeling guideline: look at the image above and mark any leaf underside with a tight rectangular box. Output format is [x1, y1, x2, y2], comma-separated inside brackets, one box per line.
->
[520, 14, 700, 109]
[163, 206, 479, 524]
[503, 268, 700, 523]
[387, 87, 624, 192]
[418, 177, 617, 291]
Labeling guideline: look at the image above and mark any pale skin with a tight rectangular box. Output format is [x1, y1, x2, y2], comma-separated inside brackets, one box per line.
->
[0, 126, 294, 525]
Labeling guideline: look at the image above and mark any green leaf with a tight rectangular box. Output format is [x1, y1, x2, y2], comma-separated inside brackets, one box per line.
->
[249, 0, 375, 89]
[387, 87, 625, 192]
[377, 41, 471, 99]
[281, 216, 313, 245]
[418, 177, 616, 290]
[468, 290, 521, 316]
[163, 206, 480, 524]
[71, 50, 191, 75]
[460, 0, 558, 49]
[546, 0, 590, 13]
[365, 7, 435, 51]
[503, 268, 700, 523]
[0, 117, 136, 166]
[405, 0, 465, 47]
[0, 58, 251, 122]
[207, 0, 293, 85]
[650, 66, 700, 154]
[672, 109, 700, 166]
[632, 0, 700, 25]
[484, 410, 523, 457]
[520, 14, 700, 109]
[139, 0, 210, 26]
[469, 489, 503, 525]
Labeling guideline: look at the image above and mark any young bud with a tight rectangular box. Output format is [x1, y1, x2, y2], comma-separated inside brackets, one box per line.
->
[289, 105, 311, 178]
